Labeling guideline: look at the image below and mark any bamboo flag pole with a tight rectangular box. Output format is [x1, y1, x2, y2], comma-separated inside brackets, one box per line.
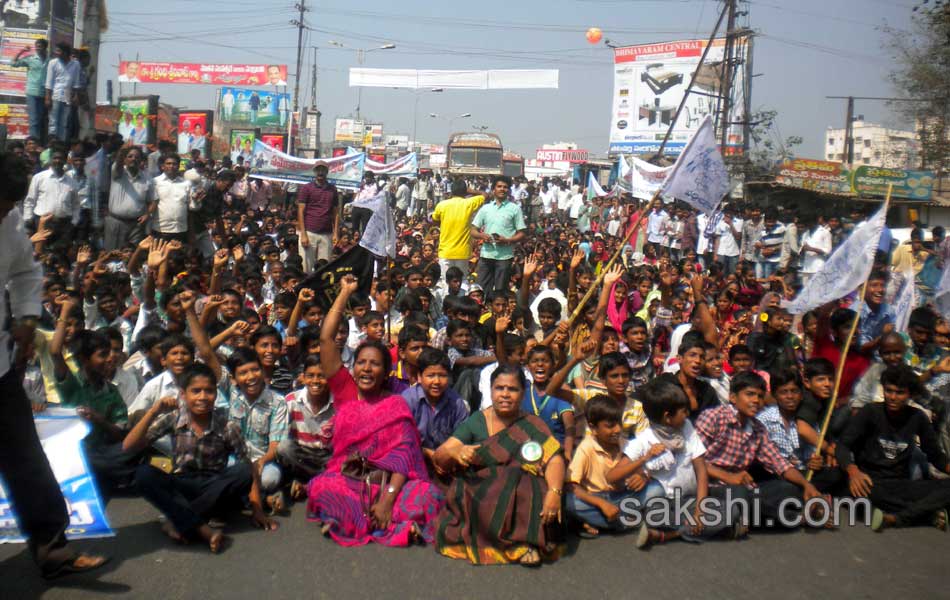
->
[806, 184, 893, 481]
[565, 191, 658, 328]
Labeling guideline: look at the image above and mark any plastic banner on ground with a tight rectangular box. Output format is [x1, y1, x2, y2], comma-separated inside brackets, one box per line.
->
[248, 140, 365, 189]
[660, 116, 730, 214]
[346, 147, 418, 176]
[349, 68, 559, 90]
[0, 410, 113, 543]
[118, 62, 288, 87]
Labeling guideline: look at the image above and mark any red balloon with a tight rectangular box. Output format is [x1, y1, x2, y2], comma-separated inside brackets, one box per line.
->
[586, 27, 602, 44]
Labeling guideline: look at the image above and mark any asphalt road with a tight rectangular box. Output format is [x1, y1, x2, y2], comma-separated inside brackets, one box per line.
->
[1, 496, 947, 599]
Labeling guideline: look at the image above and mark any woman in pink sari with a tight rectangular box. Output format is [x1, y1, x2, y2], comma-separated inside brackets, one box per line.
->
[306, 275, 443, 547]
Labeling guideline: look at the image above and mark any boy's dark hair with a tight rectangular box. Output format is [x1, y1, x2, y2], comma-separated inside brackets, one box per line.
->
[418, 347, 451, 373]
[803, 357, 835, 380]
[302, 354, 322, 371]
[405, 266, 424, 279]
[830, 308, 857, 332]
[678, 331, 705, 356]
[446, 319, 472, 338]
[730, 371, 767, 394]
[621, 317, 648, 335]
[100, 326, 124, 348]
[250, 325, 281, 347]
[526, 344, 555, 363]
[396, 293, 424, 313]
[502, 333, 526, 358]
[491, 174, 513, 188]
[598, 351, 632, 379]
[446, 266, 464, 282]
[867, 269, 889, 283]
[274, 291, 296, 308]
[181, 362, 218, 389]
[641, 377, 690, 424]
[442, 294, 463, 316]
[770, 368, 802, 391]
[487, 289, 510, 304]
[455, 296, 482, 319]
[299, 327, 321, 353]
[227, 347, 262, 374]
[359, 310, 385, 328]
[160, 333, 194, 357]
[908, 306, 938, 332]
[135, 325, 166, 354]
[585, 394, 624, 426]
[348, 292, 371, 310]
[398, 324, 429, 347]
[728, 343, 752, 362]
[880, 364, 920, 395]
[537, 297, 562, 319]
[71, 330, 111, 361]
[404, 311, 431, 332]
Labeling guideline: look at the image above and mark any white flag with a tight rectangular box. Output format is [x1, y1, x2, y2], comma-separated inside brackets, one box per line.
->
[587, 171, 608, 199]
[351, 190, 396, 258]
[786, 205, 887, 315]
[892, 269, 917, 332]
[660, 116, 730, 214]
[629, 156, 672, 201]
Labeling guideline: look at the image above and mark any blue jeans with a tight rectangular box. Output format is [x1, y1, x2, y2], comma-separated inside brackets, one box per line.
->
[719, 254, 739, 275]
[48, 100, 70, 141]
[756, 261, 779, 279]
[25, 94, 47, 142]
[565, 481, 665, 530]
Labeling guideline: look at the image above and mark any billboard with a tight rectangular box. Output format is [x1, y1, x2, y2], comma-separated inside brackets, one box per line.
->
[775, 159, 934, 201]
[0, 0, 48, 29]
[218, 87, 290, 127]
[535, 148, 589, 163]
[230, 128, 259, 164]
[363, 123, 383, 146]
[609, 38, 747, 156]
[334, 118, 364, 143]
[118, 62, 288, 86]
[0, 102, 29, 138]
[177, 110, 213, 157]
[260, 132, 288, 152]
[0, 28, 46, 96]
[117, 96, 158, 146]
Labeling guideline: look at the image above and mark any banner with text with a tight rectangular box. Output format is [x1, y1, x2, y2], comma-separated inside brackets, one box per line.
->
[775, 159, 934, 201]
[347, 147, 418, 176]
[119, 62, 288, 87]
[0, 411, 113, 543]
[248, 140, 365, 189]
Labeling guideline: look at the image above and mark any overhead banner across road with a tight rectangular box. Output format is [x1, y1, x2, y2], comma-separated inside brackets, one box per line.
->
[350, 68, 559, 90]
[118, 62, 288, 87]
[609, 38, 747, 156]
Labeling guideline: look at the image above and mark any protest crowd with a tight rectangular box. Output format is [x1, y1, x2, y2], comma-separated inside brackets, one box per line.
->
[4, 41, 950, 580]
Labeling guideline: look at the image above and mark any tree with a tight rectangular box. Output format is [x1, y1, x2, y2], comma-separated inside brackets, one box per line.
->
[745, 109, 802, 179]
[889, 2, 950, 184]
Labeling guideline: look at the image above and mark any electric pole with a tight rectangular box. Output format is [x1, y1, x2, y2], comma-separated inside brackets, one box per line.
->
[718, 0, 738, 151]
[291, 1, 307, 114]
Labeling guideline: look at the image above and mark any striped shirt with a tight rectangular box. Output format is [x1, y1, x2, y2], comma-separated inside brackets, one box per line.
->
[285, 388, 334, 449]
[757, 223, 786, 263]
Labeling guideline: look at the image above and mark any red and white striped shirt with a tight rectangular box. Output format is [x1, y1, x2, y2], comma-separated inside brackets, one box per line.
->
[285, 388, 334, 449]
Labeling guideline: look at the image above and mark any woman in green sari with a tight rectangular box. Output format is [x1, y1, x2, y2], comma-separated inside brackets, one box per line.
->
[433, 365, 566, 566]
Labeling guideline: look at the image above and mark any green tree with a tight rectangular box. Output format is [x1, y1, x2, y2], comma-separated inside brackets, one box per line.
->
[745, 109, 802, 178]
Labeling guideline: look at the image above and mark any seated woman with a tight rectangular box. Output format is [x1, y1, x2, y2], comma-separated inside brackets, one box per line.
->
[306, 275, 444, 547]
[433, 364, 566, 566]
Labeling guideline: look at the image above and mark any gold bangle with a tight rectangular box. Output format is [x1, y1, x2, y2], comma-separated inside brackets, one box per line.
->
[548, 487, 562, 495]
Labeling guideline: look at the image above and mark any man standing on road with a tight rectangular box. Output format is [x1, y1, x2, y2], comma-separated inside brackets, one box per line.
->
[12, 38, 49, 143]
[104, 146, 152, 250]
[432, 177, 484, 287]
[0, 151, 108, 579]
[470, 175, 525, 292]
[297, 164, 338, 271]
[149, 154, 193, 242]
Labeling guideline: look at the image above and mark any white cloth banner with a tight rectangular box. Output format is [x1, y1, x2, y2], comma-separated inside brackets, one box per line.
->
[660, 116, 730, 214]
[629, 156, 672, 201]
[346, 148, 419, 176]
[351, 190, 396, 258]
[349, 68, 559, 90]
[587, 171, 608, 199]
[786, 204, 887, 315]
[893, 269, 917, 333]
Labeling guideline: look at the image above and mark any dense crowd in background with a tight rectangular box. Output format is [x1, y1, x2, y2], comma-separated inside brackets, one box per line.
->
[4, 80, 950, 572]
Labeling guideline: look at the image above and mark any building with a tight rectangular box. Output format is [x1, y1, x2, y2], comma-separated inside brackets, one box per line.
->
[825, 117, 919, 168]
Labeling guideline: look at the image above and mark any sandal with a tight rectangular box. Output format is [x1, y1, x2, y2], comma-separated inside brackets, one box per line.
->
[266, 490, 288, 515]
[290, 480, 307, 501]
[41, 553, 110, 580]
[870, 508, 885, 532]
[519, 547, 542, 567]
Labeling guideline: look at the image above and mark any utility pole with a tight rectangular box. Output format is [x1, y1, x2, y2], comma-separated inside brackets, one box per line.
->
[844, 95, 855, 166]
[292, 1, 307, 114]
[309, 47, 322, 157]
[717, 0, 738, 151]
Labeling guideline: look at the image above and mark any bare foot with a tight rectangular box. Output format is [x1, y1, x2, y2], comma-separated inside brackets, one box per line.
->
[197, 524, 225, 554]
[290, 480, 307, 501]
[882, 514, 898, 529]
[580, 523, 600, 538]
[266, 490, 287, 515]
[161, 521, 187, 544]
[935, 509, 948, 531]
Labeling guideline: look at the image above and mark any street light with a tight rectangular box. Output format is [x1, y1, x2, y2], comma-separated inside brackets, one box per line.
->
[430, 112, 472, 136]
[412, 88, 443, 148]
[329, 40, 396, 120]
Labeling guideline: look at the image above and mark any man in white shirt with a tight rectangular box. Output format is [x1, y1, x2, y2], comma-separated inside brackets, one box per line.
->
[646, 198, 670, 254]
[713, 207, 743, 275]
[105, 146, 153, 250]
[23, 147, 79, 249]
[149, 153, 194, 242]
[800, 216, 833, 285]
[556, 183, 572, 222]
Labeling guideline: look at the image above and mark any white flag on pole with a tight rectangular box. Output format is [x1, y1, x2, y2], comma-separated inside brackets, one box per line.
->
[660, 116, 730, 214]
[351, 190, 396, 258]
[587, 171, 608, 199]
[892, 268, 917, 332]
[786, 205, 887, 315]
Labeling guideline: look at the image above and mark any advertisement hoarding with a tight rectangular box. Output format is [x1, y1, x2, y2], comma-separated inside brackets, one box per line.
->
[230, 128, 260, 164]
[609, 38, 747, 156]
[218, 87, 290, 127]
[334, 118, 364, 143]
[118, 62, 288, 86]
[117, 96, 158, 146]
[775, 158, 934, 201]
[535, 148, 589, 163]
[0, 102, 30, 138]
[260, 133, 288, 152]
[0, 28, 46, 95]
[177, 110, 213, 157]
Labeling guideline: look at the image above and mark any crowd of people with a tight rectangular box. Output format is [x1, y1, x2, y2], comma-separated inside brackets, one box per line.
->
[3, 117, 950, 577]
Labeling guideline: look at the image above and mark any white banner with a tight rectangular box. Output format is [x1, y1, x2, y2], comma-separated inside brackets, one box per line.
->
[660, 116, 729, 214]
[346, 148, 419, 176]
[248, 140, 365, 189]
[349, 68, 559, 90]
[786, 205, 887, 315]
[893, 269, 917, 333]
[351, 190, 396, 258]
[628, 156, 672, 200]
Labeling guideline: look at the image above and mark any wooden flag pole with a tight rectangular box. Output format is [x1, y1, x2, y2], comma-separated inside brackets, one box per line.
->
[806, 184, 893, 481]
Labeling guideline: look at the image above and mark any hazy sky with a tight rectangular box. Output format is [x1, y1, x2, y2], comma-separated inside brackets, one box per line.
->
[98, 0, 918, 157]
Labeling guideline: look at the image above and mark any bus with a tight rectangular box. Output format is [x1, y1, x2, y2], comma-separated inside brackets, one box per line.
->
[502, 152, 524, 178]
[446, 132, 503, 177]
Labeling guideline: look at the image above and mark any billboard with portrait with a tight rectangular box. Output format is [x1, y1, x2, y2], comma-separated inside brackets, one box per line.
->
[260, 133, 287, 153]
[119, 62, 288, 86]
[117, 96, 158, 146]
[230, 128, 259, 164]
[218, 87, 290, 127]
[177, 111, 212, 157]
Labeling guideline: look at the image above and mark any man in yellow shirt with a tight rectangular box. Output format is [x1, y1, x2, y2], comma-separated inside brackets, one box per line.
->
[432, 178, 484, 287]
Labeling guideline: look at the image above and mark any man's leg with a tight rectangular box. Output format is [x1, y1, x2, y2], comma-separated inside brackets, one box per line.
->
[869, 478, 950, 527]
[476, 258, 496, 292]
[298, 232, 315, 273]
[187, 462, 254, 518]
[754, 478, 803, 527]
[565, 492, 612, 530]
[277, 439, 332, 482]
[313, 232, 333, 262]
[134, 464, 206, 536]
[26, 95, 44, 141]
[492, 258, 513, 293]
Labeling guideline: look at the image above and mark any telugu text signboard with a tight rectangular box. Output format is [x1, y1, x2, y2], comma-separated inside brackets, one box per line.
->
[775, 159, 852, 195]
[775, 159, 934, 201]
[609, 38, 747, 157]
[118, 62, 288, 87]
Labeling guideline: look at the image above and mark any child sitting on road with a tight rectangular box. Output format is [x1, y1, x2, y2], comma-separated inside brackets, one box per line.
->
[279, 355, 334, 501]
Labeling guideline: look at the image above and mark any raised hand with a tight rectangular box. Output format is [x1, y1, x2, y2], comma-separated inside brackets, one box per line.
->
[146, 239, 169, 270]
[570, 248, 585, 270]
[523, 255, 540, 278]
[76, 245, 93, 265]
[339, 274, 359, 295]
[298, 288, 315, 303]
[178, 290, 197, 312]
[213, 248, 230, 270]
[495, 312, 512, 333]
[603, 263, 624, 288]
[232, 246, 245, 262]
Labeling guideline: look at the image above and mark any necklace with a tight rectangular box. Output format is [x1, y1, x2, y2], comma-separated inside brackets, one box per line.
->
[529, 384, 549, 416]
